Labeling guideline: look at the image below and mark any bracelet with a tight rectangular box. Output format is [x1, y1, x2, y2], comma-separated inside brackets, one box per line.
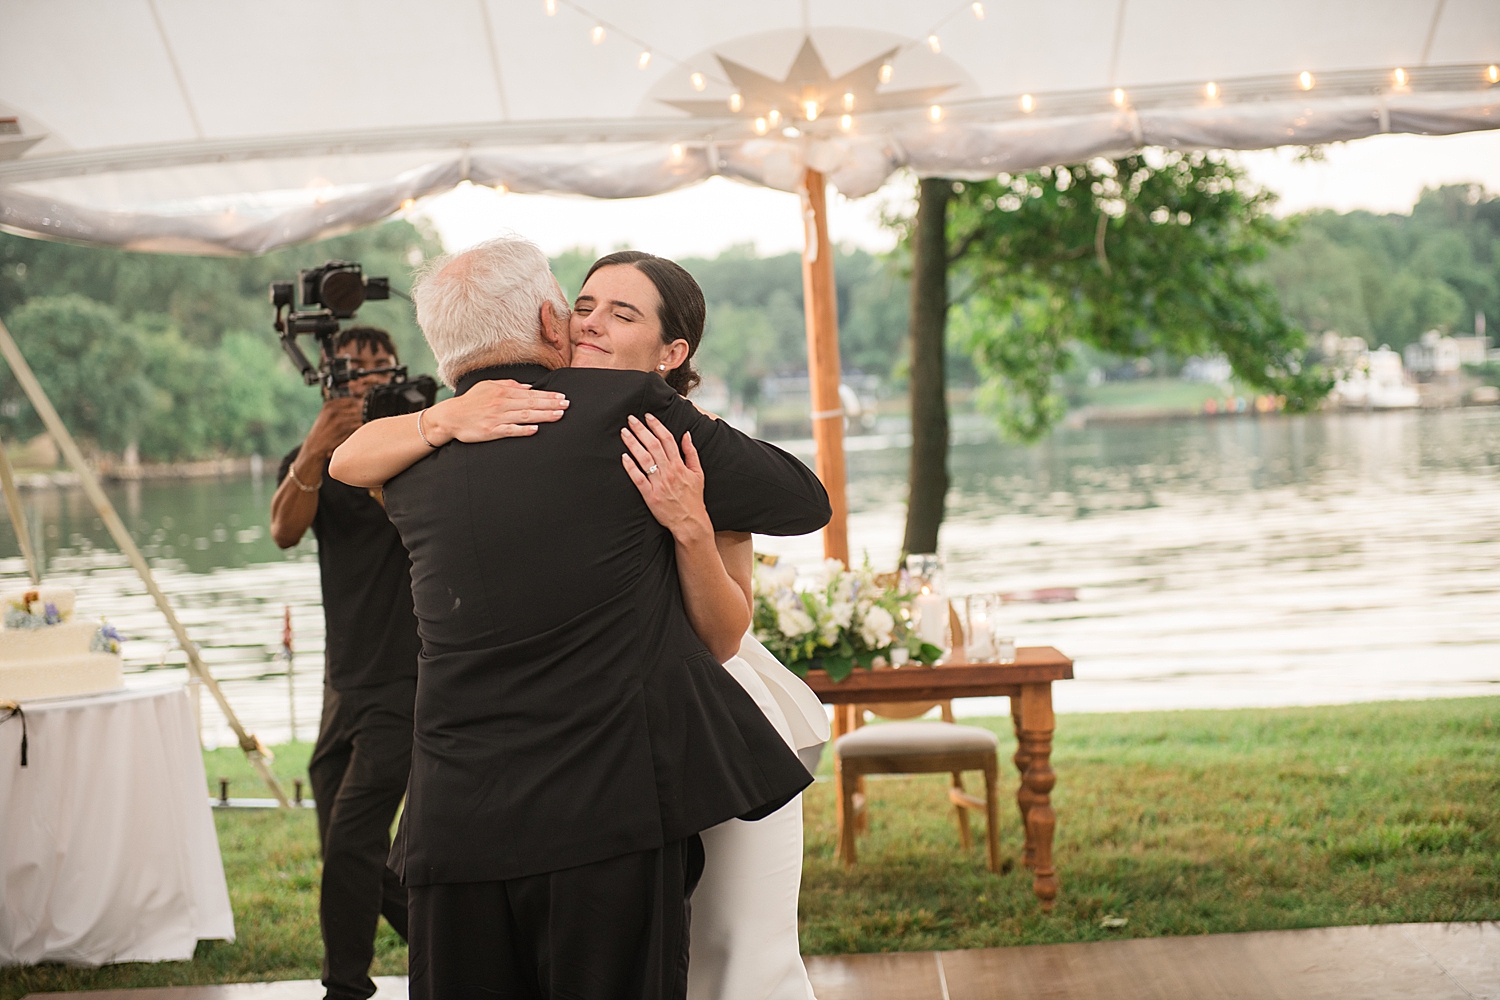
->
[417, 408, 438, 449]
[288, 463, 321, 493]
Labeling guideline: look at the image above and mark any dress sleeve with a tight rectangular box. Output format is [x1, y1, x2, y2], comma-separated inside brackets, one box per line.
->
[642, 380, 831, 537]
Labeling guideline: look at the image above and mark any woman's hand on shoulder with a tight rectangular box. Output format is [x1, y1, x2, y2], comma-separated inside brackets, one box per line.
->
[621, 413, 713, 542]
[429, 380, 569, 443]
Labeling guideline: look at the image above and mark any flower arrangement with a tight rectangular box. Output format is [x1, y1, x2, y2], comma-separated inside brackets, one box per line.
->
[751, 557, 944, 681]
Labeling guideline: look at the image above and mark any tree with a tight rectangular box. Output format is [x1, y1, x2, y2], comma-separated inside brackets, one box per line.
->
[894, 151, 1329, 551]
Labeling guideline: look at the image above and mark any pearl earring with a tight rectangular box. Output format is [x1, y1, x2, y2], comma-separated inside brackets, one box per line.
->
[658, 364, 666, 371]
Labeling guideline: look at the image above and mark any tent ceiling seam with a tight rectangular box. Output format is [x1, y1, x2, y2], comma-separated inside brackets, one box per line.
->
[476, 0, 512, 121]
[1420, 0, 1447, 67]
[1107, 0, 1129, 86]
[145, 0, 205, 140]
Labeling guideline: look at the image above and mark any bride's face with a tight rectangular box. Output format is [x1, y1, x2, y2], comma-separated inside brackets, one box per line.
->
[570, 265, 686, 374]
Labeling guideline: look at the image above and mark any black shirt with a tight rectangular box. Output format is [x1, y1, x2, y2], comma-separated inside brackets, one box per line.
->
[278, 446, 421, 691]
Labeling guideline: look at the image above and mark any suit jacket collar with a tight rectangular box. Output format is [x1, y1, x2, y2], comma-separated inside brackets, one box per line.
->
[455, 362, 552, 396]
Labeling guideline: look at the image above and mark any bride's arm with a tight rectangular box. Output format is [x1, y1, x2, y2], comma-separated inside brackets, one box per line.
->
[329, 380, 569, 487]
[622, 414, 752, 662]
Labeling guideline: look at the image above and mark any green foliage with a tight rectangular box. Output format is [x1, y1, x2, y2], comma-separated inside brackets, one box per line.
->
[924, 152, 1330, 441]
[1259, 184, 1500, 351]
[0, 222, 441, 461]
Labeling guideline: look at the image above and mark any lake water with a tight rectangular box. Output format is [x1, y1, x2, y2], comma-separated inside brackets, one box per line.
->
[3, 408, 1497, 747]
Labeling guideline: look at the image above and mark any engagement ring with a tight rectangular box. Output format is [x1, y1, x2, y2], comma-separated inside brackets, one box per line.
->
[646, 464, 659, 476]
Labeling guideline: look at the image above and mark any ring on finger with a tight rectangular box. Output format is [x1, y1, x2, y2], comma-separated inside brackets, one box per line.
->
[646, 464, 660, 476]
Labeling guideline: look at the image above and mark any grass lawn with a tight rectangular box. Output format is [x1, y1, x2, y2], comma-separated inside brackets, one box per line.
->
[1076, 377, 1246, 413]
[4, 697, 1497, 996]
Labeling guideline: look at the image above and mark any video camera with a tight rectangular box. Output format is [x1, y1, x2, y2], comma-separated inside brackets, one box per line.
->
[271, 261, 438, 422]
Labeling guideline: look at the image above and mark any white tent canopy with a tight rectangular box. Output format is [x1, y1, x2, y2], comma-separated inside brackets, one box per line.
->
[2, 0, 1498, 255]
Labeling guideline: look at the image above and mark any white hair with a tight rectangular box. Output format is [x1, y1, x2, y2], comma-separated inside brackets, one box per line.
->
[412, 235, 569, 386]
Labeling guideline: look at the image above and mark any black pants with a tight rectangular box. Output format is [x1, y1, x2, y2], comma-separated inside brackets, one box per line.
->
[408, 835, 706, 1000]
[309, 677, 416, 1000]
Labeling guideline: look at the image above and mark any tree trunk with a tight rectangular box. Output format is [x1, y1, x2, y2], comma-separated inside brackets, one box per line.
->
[902, 177, 952, 557]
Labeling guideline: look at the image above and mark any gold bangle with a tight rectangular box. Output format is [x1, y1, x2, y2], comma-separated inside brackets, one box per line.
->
[288, 463, 321, 493]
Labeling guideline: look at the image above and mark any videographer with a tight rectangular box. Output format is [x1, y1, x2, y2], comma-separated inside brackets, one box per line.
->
[271, 325, 418, 1000]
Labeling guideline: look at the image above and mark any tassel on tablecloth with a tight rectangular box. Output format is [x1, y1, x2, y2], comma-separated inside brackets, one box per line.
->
[0, 700, 26, 766]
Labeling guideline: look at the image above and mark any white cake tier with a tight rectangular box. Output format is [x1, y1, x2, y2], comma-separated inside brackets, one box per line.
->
[3, 585, 78, 619]
[0, 652, 124, 701]
[0, 620, 100, 658]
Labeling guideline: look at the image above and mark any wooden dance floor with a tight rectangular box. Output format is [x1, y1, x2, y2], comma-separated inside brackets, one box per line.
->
[24, 922, 1497, 999]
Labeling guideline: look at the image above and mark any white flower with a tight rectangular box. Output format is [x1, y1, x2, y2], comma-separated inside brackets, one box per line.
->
[859, 605, 895, 648]
[828, 601, 855, 629]
[819, 618, 842, 645]
[777, 605, 815, 638]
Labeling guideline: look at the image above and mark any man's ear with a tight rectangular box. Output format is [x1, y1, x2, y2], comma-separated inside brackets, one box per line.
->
[539, 301, 572, 365]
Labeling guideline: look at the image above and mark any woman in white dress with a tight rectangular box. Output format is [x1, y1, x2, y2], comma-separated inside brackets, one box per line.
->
[331, 249, 826, 1000]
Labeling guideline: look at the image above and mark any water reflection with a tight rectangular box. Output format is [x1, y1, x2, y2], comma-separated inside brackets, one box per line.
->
[2, 409, 1497, 744]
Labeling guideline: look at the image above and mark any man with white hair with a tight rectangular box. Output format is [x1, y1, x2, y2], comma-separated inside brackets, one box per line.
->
[368, 236, 829, 999]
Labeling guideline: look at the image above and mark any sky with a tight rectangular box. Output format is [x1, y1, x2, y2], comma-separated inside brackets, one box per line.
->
[415, 130, 1500, 259]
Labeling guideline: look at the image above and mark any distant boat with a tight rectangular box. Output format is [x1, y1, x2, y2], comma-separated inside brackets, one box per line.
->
[1330, 347, 1420, 409]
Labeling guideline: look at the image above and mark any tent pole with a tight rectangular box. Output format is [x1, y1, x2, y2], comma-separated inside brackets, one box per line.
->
[798, 167, 850, 566]
[0, 318, 289, 807]
[0, 439, 40, 586]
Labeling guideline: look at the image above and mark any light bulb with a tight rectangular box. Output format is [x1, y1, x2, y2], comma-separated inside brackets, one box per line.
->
[544, 0, 556, 14]
[768, 108, 782, 126]
[928, 104, 943, 122]
[590, 24, 604, 44]
[1205, 81, 1219, 99]
[728, 92, 743, 112]
[1112, 88, 1126, 106]
[1299, 71, 1314, 90]
[803, 99, 819, 121]
[840, 113, 853, 132]
[927, 34, 941, 54]
[690, 72, 706, 91]
[1020, 93, 1035, 112]
[843, 92, 855, 111]
[1393, 67, 1408, 86]
[972, 2, 985, 18]
[638, 50, 652, 69]
[753, 117, 768, 135]
[879, 62, 894, 84]
[494, 183, 508, 196]
[400, 198, 416, 211]
[1487, 65, 1499, 84]
[670, 143, 684, 163]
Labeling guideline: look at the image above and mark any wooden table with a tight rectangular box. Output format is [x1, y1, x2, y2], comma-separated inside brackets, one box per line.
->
[803, 647, 1074, 908]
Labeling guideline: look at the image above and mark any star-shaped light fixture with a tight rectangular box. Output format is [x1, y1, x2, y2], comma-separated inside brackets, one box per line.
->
[661, 37, 957, 134]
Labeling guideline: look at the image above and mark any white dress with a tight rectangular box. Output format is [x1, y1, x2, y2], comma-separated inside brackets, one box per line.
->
[689, 634, 829, 1000]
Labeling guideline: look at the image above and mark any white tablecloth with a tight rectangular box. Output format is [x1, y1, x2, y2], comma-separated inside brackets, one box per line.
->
[0, 685, 235, 966]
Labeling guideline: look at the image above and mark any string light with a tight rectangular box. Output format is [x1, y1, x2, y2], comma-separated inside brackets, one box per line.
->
[590, 24, 604, 44]
[670, 143, 684, 163]
[1205, 81, 1219, 99]
[972, 2, 985, 18]
[1112, 88, 1126, 107]
[1488, 65, 1499, 84]
[927, 34, 941, 54]
[400, 198, 416, 212]
[1020, 93, 1035, 112]
[1299, 70, 1314, 90]
[1393, 67, 1408, 86]
[840, 114, 853, 132]
[753, 116, 768, 135]
[494, 183, 508, 196]
[728, 92, 743, 112]
[544, 0, 556, 14]
[690, 72, 706, 91]
[768, 108, 782, 126]
[843, 92, 855, 111]
[803, 99, 820, 121]
[879, 62, 894, 84]
[928, 104, 944, 122]
[638, 50, 652, 69]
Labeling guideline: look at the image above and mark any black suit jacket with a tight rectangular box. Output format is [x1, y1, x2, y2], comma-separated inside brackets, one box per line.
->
[380, 363, 831, 885]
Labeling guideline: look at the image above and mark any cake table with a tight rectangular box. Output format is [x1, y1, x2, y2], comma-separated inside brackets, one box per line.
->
[0, 684, 235, 965]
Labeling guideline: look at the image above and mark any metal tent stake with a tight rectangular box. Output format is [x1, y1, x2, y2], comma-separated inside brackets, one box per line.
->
[0, 317, 290, 807]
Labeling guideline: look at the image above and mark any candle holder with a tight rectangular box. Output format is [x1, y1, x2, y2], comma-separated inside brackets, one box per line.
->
[903, 553, 948, 652]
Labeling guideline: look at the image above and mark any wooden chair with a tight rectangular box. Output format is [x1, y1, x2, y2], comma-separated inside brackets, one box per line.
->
[833, 698, 1003, 872]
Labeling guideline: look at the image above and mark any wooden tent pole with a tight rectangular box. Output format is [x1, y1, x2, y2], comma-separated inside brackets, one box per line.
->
[0, 439, 40, 586]
[798, 167, 850, 566]
[0, 318, 289, 807]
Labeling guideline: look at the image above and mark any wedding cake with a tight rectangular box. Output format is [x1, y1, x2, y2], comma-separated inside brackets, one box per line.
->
[0, 586, 124, 701]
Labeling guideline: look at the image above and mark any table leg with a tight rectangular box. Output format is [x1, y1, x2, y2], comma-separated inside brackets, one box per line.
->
[1018, 683, 1058, 909]
[1011, 698, 1036, 870]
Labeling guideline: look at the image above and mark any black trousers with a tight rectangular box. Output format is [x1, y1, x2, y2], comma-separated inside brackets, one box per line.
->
[309, 677, 416, 1000]
[408, 835, 706, 1000]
